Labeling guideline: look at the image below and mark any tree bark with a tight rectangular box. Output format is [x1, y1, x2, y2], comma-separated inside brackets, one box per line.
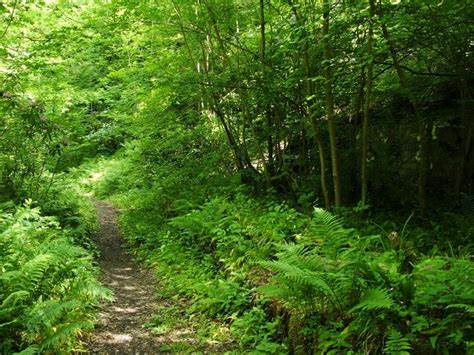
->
[313, 122, 330, 209]
[291, 0, 330, 208]
[361, 0, 375, 205]
[259, 0, 275, 178]
[454, 82, 473, 196]
[322, 0, 342, 207]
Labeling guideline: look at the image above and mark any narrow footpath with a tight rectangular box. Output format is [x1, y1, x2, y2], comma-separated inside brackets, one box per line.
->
[87, 201, 163, 354]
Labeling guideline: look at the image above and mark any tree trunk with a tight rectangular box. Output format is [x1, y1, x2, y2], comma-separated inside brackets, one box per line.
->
[259, 0, 275, 178]
[314, 122, 331, 209]
[291, 0, 331, 208]
[259, 0, 266, 63]
[361, 0, 375, 205]
[322, 0, 342, 207]
[454, 79, 473, 196]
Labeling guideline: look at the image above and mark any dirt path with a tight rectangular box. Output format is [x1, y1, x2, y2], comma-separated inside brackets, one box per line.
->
[87, 201, 164, 354]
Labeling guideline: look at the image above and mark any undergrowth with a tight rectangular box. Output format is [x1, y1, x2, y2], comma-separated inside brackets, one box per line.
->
[80, 138, 474, 354]
[0, 199, 111, 354]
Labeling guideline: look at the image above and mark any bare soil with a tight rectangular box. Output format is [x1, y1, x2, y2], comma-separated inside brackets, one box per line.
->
[87, 201, 165, 354]
[87, 201, 232, 354]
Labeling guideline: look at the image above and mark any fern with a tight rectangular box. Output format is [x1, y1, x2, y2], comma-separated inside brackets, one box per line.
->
[446, 304, 474, 314]
[383, 329, 411, 354]
[350, 288, 394, 313]
[308, 208, 351, 256]
[76, 280, 113, 301]
[0, 204, 108, 353]
[40, 320, 92, 351]
[19, 254, 53, 290]
[16, 345, 39, 355]
[28, 300, 81, 330]
[311, 208, 344, 235]
[0, 290, 30, 321]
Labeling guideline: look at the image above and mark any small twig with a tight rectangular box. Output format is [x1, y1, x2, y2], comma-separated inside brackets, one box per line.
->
[0, 0, 19, 40]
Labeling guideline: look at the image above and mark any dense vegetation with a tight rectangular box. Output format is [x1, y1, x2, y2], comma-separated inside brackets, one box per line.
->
[1, 0, 473, 353]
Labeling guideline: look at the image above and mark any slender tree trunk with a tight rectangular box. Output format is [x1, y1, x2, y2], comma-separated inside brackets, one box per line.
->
[259, 0, 266, 63]
[198, 1, 256, 173]
[291, 0, 330, 208]
[314, 122, 330, 209]
[202, 0, 227, 58]
[455, 82, 473, 196]
[212, 100, 245, 170]
[361, 0, 375, 205]
[240, 90, 272, 185]
[259, 0, 275, 177]
[322, 0, 342, 206]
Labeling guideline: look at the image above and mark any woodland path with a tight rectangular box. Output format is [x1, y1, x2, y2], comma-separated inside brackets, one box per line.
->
[87, 201, 164, 354]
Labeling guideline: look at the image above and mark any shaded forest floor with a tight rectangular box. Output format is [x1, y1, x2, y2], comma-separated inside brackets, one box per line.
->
[87, 201, 225, 354]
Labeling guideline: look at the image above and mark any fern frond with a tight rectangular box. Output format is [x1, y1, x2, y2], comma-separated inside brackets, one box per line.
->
[0, 290, 30, 312]
[383, 329, 411, 355]
[20, 254, 53, 290]
[0, 203, 107, 353]
[446, 304, 474, 314]
[29, 300, 81, 329]
[276, 243, 308, 259]
[350, 288, 394, 313]
[259, 259, 298, 274]
[16, 345, 39, 354]
[259, 259, 336, 303]
[77, 282, 113, 301]
[46, 240, 81, 262]
[284, 269, 333, 296]
[312, 208, 344, 234]
[308, 209, 351, 256]
[40, 320, 92, 351]
[274, 243, 322, 272]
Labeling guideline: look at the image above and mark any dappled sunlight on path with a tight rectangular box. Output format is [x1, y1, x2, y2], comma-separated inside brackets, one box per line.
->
[85, 200, 234, 354]
[87, 201, 165, 354]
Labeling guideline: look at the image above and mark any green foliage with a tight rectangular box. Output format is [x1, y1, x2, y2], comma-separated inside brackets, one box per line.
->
[230, 306, 285, 353]
[36, 178, 99, 249]
[259, 209, 474, 353]
[350, 288, 394, 313]
[384, 329, 411, 355]
[3, 0, 471, 353]
[0, 201, 110, 353]
[78, 128, 473, 353]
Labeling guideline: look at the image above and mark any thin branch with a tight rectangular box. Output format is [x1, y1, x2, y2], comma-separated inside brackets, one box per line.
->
[374, 61, 456, 78]
[0, 0, 19, 40]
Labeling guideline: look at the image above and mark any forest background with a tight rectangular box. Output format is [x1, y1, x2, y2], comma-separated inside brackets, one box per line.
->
[0, 0, 473, 353]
